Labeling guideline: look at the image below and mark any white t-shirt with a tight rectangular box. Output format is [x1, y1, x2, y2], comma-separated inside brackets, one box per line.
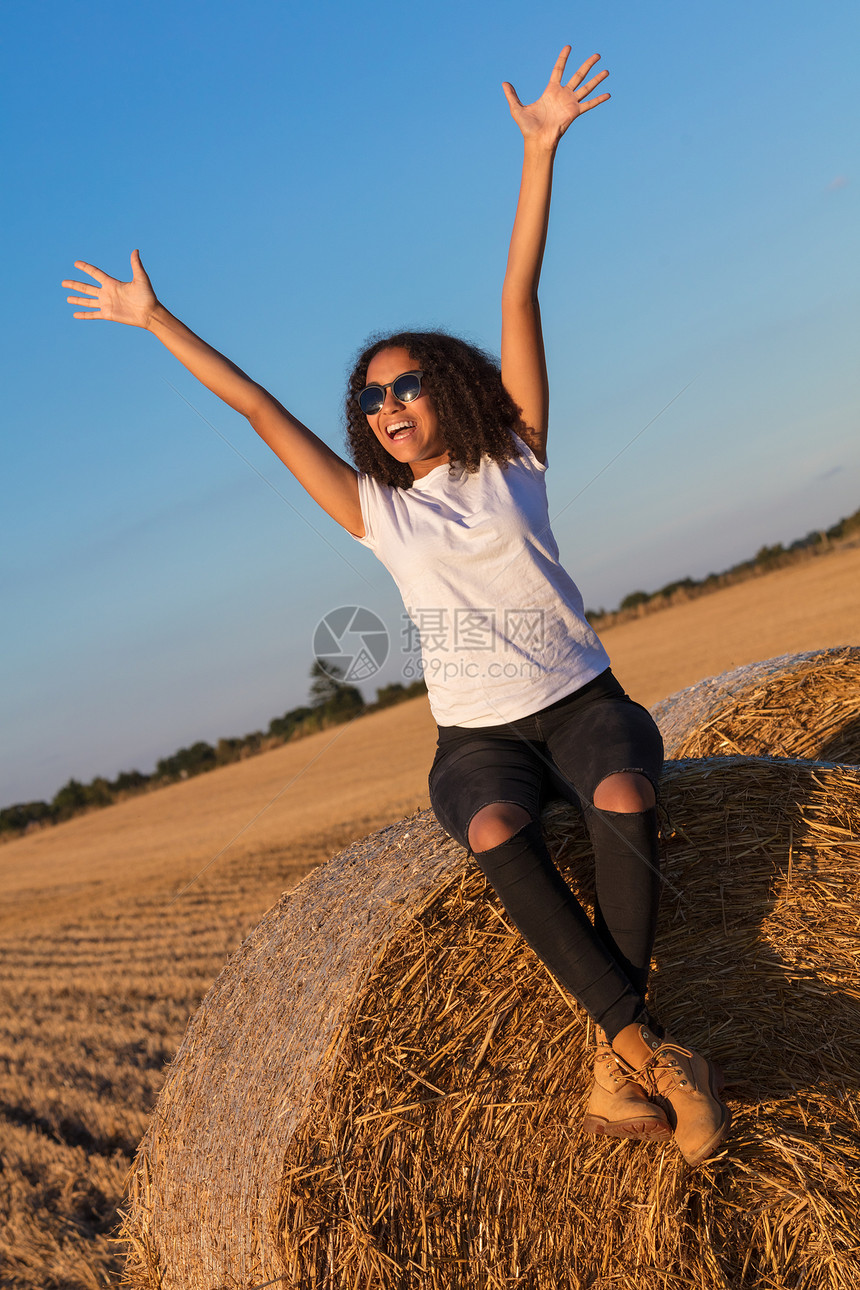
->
[355, 434, 610, 727]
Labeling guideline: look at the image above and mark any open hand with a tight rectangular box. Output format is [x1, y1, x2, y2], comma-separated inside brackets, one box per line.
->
[503, 47, 609, 147]
[63, 249, 158, 327]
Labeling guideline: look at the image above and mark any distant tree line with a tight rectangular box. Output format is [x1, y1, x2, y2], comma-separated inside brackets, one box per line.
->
[1, 663, 426, 840]
[584, 504, 860, 628]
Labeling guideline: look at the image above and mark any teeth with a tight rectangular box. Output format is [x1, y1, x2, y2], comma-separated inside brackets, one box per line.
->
[388, 421, 415, 437]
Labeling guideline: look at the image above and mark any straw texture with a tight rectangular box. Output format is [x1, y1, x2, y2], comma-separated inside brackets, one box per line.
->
[651, 646, 860, 762]
[122, 758, 860, 1290]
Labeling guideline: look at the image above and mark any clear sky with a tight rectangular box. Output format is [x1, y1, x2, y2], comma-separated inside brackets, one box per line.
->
[2, 0, 858, 807]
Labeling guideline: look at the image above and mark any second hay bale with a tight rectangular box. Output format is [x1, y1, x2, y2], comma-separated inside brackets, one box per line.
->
[650, 645, 860, 761]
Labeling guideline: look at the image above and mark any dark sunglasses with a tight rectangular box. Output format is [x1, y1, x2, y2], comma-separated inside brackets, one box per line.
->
[358, 370, 424, 416]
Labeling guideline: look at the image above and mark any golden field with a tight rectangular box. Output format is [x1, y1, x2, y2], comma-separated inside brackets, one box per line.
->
[1, 543, 858, 1288]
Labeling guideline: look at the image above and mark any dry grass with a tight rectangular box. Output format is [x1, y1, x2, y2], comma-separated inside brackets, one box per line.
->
[0, 840, 319, 1288]
[652, 646, 860, 762]
[2, 549, 858, 1288]
[121, 760, 860, 1290]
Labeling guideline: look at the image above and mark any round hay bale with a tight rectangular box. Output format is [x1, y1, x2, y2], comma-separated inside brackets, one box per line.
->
[651, 646, 860, 762]
[122, 760, 860, 1290]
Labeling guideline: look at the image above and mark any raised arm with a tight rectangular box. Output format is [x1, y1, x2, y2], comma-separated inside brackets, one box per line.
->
[501, 47, 610, 462]
[63, 252, 365, 536]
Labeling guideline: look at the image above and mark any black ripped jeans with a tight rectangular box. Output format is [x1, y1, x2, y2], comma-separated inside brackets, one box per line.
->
[428, 669, 664, 1041]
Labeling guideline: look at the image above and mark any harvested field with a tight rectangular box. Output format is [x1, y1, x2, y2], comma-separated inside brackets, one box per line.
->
[651, 646, 860, 762]
[0, 703, 436, 1289]
[2, 546, 858, 1288]
[122, 759, 860, 1290]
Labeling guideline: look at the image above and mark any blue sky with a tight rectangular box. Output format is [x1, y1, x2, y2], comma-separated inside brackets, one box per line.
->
[2, 0, 858, 806]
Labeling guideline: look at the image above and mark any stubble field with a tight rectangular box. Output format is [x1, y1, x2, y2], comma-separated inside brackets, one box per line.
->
[2, 543, 858, 1288]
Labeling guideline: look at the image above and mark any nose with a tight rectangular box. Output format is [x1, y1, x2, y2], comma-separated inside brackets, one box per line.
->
[380, 384, 405, 413]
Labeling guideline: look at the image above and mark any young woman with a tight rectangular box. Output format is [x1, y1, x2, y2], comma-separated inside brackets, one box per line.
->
[64, 47, 729, 1165]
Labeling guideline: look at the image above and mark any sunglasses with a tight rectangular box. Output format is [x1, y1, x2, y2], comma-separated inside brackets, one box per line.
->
[358, 370, 424, 416]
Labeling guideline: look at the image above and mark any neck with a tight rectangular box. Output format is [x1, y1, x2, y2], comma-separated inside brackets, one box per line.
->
[410, 450, 451, 480]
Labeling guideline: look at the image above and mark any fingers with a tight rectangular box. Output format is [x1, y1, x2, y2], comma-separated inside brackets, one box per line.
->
[72, 259, 107, 285]
[566, 53, 603, 90]
[130, 248, 149, 281]
[577, 92, 611, 115]
[63, 265, 104, 317]
[502, 81, 523, 113]
[549, 45, 572, 84]
[575, 68, 609, 99]
[62, 279, 100, 294]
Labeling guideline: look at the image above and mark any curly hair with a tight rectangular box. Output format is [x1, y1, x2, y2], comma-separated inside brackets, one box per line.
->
[345, 330, 528, 488]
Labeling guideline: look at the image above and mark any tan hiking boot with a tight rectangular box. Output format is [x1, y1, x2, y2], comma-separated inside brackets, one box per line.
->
[582, 1028, 672, 1140]
[614, 1023, 731, 1166]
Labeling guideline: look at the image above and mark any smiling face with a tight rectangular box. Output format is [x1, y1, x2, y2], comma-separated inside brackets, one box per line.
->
[363, 346, 449, 480]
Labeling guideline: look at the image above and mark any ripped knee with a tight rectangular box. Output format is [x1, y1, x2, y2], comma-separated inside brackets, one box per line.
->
[592, 772, 655, 813]
[468, 803, 532, 853]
